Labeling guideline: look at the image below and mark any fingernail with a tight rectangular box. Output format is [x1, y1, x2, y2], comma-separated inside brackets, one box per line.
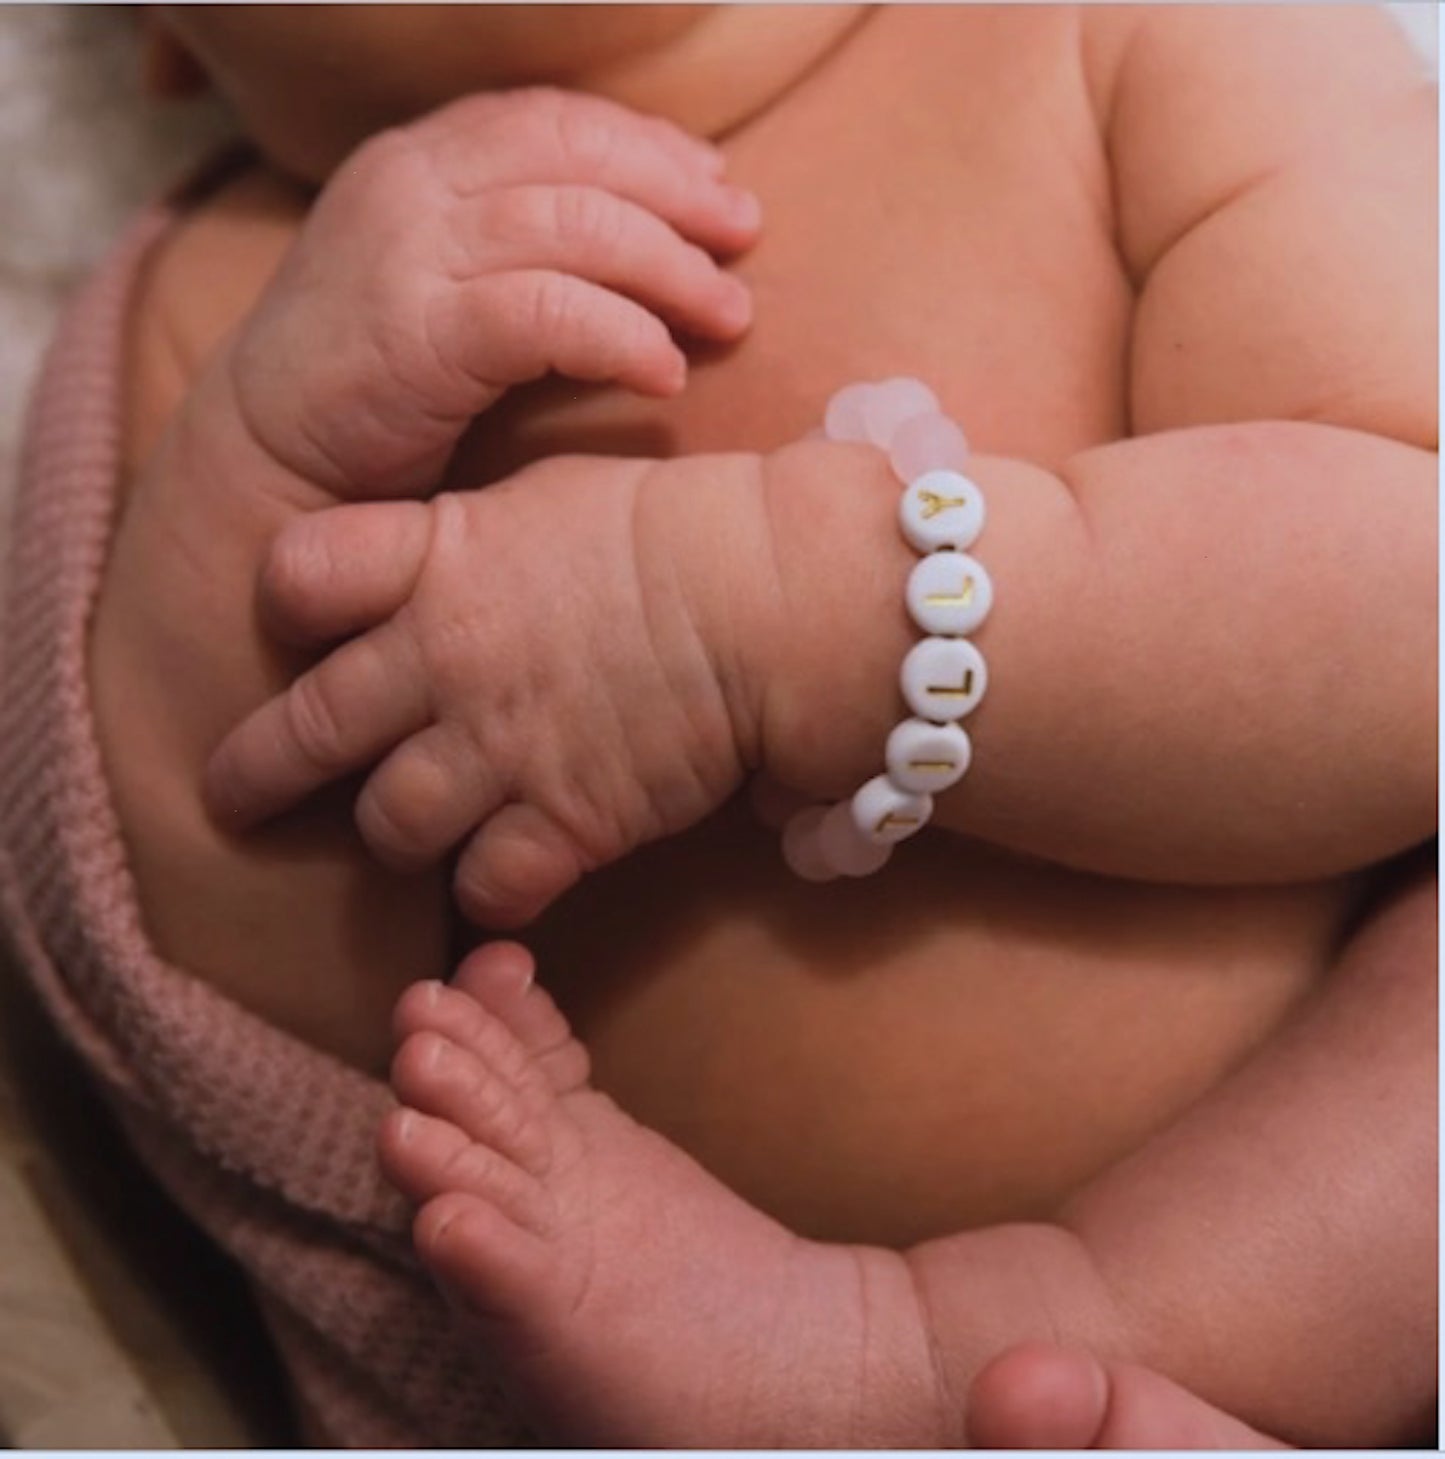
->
[717, 274, 753, 330]
[393, 1109, 415, 1144]
[662, 347, 687, 394]
[721, 185, 761, 231]
[694, 139, 728, 176]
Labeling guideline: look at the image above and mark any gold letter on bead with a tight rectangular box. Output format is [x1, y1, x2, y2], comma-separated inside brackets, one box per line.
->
[924, 575, 975, 608]
[927, 668, 977, 699]
[919, 489, 969, 520]
[875, 811, 923, 835]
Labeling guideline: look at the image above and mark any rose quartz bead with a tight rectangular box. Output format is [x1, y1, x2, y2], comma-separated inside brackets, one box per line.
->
[860, 377, 940, 448]
[781, 805, 837, 882]
[817, 801, 893, 876]
[822, 382, 876, 443]
[888, 411, 971, 481]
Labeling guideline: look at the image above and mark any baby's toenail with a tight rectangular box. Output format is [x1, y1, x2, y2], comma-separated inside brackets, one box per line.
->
[392, 1109, 415, 1143]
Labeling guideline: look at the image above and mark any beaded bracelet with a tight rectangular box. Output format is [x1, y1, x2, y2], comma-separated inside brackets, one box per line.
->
[782, 378, 989, 881]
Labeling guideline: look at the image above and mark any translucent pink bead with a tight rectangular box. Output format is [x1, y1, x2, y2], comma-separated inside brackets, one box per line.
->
[781, 805, 836, 882]
[860, 377, 940, 449]
[888, 411, 971, 481]
[822, 382, 876, 443]
[818, 801, 893, 875]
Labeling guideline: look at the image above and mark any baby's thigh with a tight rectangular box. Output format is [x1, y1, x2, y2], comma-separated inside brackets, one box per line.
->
[90, 302, 449, 1075]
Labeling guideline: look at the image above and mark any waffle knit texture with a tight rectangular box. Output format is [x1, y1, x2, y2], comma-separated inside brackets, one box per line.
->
[0, 194, 529, 1448]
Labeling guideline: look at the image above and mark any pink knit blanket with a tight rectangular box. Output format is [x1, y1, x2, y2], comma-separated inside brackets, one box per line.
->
[0, 194, 526, 1449]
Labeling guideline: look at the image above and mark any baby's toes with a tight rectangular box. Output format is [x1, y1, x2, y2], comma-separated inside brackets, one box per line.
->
[391, 1026, 556, 1179]
[453, 943, 591, 1097]
[413, 1190, 561, 1328]
[454, 804, 588, 929]
[394, 977, 554, 1111]
[379, 1107, 554, 1236]
[261, 500, 431, 644]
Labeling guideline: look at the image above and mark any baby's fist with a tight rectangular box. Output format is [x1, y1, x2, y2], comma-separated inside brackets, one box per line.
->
[226, 88, 759, 498]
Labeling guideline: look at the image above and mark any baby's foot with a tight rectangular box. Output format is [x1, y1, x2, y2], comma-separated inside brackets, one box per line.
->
[378, 943, 949, 1448]
[966, 1341, 1289, 1450]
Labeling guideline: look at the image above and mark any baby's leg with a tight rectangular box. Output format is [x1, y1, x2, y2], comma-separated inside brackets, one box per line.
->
[379, 942, 951, 1448]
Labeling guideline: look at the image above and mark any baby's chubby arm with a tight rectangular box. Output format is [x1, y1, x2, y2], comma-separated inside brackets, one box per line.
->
[758, 423, 1434, 884]
[202, 412, 1431, 915]
[202, 410, 1425, 926]
[768, 2, 1437, 883]
[168, 86, 758, 510]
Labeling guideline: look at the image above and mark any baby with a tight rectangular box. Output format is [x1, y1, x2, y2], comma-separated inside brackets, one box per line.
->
[1, 2, 1435, 1448]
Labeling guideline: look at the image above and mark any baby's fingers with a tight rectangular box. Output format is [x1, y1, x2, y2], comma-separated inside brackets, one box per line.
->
[438, 272, 699, 399]
[462, 185, 752, 343]
[355, 724, 497, 872]
[425, 89, 759, 256]
[262, 501, 433, 646]
[204, 621, 430, 829]
[454, 805, 589, 929]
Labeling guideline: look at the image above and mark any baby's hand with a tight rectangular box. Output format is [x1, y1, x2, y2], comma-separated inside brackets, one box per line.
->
[204, 452, 772, 925]
[223, 88, 757, 499]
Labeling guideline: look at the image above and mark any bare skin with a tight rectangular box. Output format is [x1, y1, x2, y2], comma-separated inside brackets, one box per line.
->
[85, 1, 1434, 1445]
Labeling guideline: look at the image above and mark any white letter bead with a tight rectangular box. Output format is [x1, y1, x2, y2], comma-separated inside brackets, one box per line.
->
[901, 637, 987, 721]
[849, 774, 933, 846]
[885, 718, 972, 793]
[899, 469, 985, 552]
[817, 801, 894, 875]
[781, 806, 839, 882]
[906, 551, 993, 636]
